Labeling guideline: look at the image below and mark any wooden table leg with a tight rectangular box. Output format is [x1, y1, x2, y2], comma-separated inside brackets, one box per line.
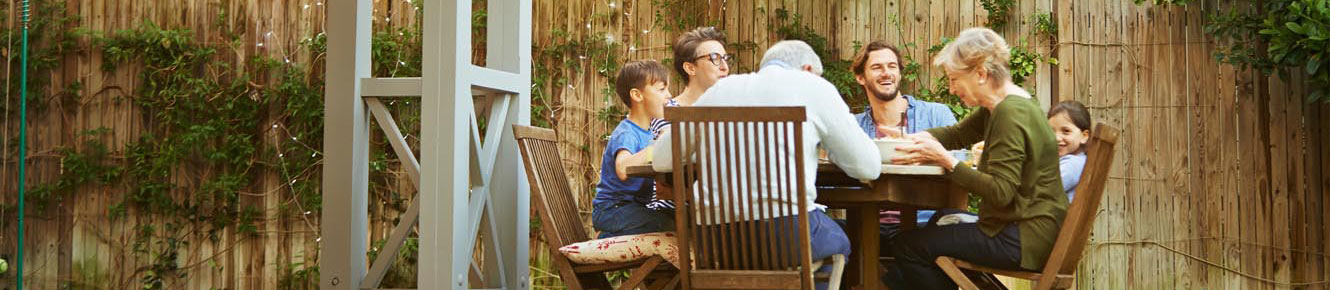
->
[848, 204, 881, 290]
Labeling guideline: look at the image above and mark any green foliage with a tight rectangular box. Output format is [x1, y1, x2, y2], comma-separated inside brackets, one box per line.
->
[651, 0, 712, 33]
[26, 128, 123, 211]
[98, 23, 266, 235]
[367, 236, 421, 288]
[278, 262, 319, 290]
[1207, 0, 1330, 102]
[532, 28, 622, 129]
[0, 0, 82, 114]
[10, 5, 327, 285]
[1032, 12, 1058, 40]
[1010, 40, 1056, 86]
[980, 0, 1016, 30]
[771, 8, 865, 110]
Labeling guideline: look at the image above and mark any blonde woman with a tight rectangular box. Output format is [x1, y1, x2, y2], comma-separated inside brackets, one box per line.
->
[885, 27, 1067, 289]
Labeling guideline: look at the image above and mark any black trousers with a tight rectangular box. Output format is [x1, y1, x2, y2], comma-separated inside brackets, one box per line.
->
[882, 221, 1022, 290]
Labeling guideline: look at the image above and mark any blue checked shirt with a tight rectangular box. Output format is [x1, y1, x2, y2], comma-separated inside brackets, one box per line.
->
[854, 95, 958, 225]
[855, 95, 958, 138]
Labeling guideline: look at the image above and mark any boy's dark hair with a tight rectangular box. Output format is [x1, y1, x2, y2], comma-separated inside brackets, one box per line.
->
[615, 60, 671, 107]
[672, 27, 726, 84]
[851, 40, 904, 77]
[1049, 100, 1093, 132]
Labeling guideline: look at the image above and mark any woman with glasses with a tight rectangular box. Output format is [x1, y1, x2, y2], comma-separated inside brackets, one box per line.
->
[644, 27, 732, 211]
[669, 26, 731, 108]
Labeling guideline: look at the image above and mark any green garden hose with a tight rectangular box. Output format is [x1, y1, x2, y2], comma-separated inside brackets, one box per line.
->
[16, 0, 30, 288]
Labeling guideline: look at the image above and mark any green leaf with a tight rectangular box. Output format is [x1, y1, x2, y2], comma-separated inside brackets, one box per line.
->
[1287, 22, 1307, 34]
[1309, 59, 1322, 75]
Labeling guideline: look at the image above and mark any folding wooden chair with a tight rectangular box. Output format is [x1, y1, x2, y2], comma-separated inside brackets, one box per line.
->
[665, 106, 846, 290]
[935, 124, 1120, 290]
[513, 125, 678, 290]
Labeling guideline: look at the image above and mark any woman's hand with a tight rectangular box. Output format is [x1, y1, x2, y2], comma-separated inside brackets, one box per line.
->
[904, 131, 938, 142]
[891, 137, 959, 171]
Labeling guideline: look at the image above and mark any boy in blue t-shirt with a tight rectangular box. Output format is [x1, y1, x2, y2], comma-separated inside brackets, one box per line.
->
[592, 60, 675, 238]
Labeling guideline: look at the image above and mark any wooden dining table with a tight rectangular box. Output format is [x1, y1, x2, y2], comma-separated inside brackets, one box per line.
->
[627, 162, 968, 290]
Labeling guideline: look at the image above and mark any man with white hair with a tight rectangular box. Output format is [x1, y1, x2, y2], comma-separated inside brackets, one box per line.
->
[652, 40, 880, 273]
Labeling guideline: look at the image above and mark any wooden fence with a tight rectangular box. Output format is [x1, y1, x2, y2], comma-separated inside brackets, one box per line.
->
[0, 0, 1326, 289]
[1059, 1, 1330, 289]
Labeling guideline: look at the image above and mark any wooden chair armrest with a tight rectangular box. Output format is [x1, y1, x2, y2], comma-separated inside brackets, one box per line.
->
[938, 256, 1076, 289]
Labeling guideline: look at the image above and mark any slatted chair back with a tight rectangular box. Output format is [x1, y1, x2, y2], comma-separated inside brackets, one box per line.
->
[666, 106, 815, 290]
[1036, 123, 1120, 289]
[514, 125, 591, 248]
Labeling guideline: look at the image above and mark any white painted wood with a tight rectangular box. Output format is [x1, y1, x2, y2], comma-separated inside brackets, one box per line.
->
[331, 0, 530, 288]
[468, 66, 525, 94]
[478, 191, 508, 288]
[475, 94, 512, 186]
[420, 0, 475, 288]
[469, 108, 486, 187]
[360, 192, 421, 290]
[484, 0, 533, 287]
[360, 97, 423, 290]
[321, 0, 373, 289]
[365, 98, 422, 187]
[362, 77, 424, 97]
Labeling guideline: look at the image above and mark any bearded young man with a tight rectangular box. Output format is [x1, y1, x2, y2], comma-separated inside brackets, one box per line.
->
[849, 40, 958, 239]
[852, 41, 957, 140]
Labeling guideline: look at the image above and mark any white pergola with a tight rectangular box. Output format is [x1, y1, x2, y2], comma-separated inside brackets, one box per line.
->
[320, 0, 532, 289]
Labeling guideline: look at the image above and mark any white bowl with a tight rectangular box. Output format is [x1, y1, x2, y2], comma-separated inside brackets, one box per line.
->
[874, 139, 912, 164]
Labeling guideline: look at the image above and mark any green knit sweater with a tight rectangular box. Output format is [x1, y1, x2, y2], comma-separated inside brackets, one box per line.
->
[926, 95, 1067, 271]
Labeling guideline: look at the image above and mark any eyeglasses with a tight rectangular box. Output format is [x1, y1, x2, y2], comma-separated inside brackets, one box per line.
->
[691, 52, 733, 66]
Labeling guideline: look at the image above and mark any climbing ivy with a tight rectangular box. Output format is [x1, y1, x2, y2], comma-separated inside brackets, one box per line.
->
[531, 28, 623, 131]
[1031, 12, 1058, 41]
[980, 0, 1016, 30]
[0, 0, 81, 115]
[1205, 0, 1330, 103]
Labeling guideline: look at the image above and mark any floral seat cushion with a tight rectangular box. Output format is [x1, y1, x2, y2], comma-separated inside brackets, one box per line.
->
[558, 232, 680, 268]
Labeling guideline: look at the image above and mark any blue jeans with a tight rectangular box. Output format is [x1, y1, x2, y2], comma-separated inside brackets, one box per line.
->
[698, 210, 849, 290]
[592, 200, 675, 239]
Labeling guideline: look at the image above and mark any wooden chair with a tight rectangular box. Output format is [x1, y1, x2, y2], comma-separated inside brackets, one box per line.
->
[513, 125, 678, 290]
[664, 106, 845, 290]
[935, 123, 1121, 290]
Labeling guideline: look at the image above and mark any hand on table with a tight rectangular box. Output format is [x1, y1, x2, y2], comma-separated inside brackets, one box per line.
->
[891, 136, 959, 171]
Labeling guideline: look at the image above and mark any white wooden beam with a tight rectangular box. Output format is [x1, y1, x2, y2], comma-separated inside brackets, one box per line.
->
[321, 0, 373, 289]
[467, 66, 526, 94]
[360, 77, 505, 97]
[485, 0, 533, 288]
[420, 0, 474, 288]
[362, 77, 424, 97]
[366, 98, 422, 186]
[360, 98, 423, 290]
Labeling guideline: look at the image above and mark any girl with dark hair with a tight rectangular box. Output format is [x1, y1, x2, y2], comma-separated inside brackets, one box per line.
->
[1047, 100, 1092, 202]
